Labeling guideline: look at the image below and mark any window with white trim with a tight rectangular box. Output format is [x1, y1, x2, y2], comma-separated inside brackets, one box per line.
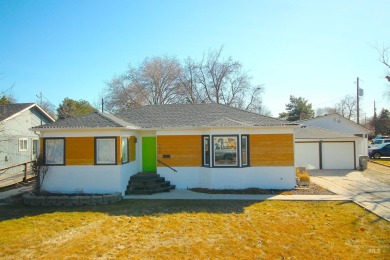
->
[45, 138, 65, 165]
[95, 138, 116, 165]
[18, 138, 28, 151]
[202, 135, 249, 168]
[241, 135, 249, 166]
[202, 136, 210, 166]
[122, 138, 129, 163]
[213, 136, 238, 167]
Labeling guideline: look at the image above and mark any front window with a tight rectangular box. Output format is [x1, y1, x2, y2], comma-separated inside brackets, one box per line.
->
[45, 138, 65, 165]
[96, 138, 116, 165]
[203, 136, 210, 166]
[19, 138, 28, 151]
[122, 138, 128, 163]
[241, 135, 249, 166]
[213, 136, 238, 167]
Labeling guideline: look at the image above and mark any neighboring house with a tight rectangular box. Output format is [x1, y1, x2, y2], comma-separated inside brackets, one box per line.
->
[0, 103, 55, 184]
[33, 103, 297, 195]
[295, 114, 369, 170]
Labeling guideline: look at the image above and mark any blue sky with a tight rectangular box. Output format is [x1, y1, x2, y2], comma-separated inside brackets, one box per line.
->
[0, 0, 389, 119]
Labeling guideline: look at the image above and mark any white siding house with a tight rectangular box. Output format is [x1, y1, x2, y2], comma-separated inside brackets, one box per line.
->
[33, 103, 298, 195]
[0, 103, 55, 186]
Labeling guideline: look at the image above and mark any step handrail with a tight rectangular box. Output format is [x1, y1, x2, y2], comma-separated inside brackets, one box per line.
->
[157, 160, 178, 172]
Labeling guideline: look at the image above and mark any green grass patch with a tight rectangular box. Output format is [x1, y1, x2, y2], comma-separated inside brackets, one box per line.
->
[0, 200, 389, 259]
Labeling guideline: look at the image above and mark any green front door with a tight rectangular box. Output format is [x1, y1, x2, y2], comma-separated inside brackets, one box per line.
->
[142, 137, 157, 172]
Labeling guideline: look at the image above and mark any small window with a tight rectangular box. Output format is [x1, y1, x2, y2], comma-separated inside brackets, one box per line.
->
[213, 136, 238, 167]
[202, 136, 210, 166]
[95, 137, 117, 165]
[241, 135, 249, 166]
[45, 138, 65, 165]
[122, 138, 129, 164]
[18, 138, 28, 151]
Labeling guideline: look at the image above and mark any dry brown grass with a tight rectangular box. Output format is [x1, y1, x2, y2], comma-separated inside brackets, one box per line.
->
[372, 160, 390, 167]
[0, 200, 389, 259]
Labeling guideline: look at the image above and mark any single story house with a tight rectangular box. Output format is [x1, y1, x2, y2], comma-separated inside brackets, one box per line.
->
[295, 114, 369, 170]
[33, 103, 298, 195]
[0, 103, 55, 186]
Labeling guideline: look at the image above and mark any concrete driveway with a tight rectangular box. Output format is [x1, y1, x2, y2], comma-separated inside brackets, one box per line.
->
[309, 169, 390, 222]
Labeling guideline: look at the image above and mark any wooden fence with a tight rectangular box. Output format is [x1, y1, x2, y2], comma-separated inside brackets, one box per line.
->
[0, 161, 35, 188]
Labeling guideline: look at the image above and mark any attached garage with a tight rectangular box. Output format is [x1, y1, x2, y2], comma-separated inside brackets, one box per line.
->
[322, 142, 355, 169]
[295, 142, 320, 169]
[295, 126, 358, 170]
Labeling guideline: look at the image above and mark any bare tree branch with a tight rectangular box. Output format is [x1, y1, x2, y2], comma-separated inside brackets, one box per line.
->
[104, 47, 269, 114]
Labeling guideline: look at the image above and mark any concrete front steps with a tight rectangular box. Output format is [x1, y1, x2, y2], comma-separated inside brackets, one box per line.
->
[125, 172, 175, 195]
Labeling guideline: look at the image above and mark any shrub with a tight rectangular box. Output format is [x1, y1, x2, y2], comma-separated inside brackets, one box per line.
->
[296, 167, 310, 184]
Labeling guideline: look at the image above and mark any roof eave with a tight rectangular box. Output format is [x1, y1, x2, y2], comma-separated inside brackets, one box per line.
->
[32, 126, 140, 132]
[137, 124, 297, 131]
[2, 103, 55, 123]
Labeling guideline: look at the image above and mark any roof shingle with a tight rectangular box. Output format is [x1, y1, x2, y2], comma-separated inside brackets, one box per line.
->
[118, 103, 293, 128]
[295, 126, 356, 139]
[35, 103, 295, 130]
[34, 112, 127, 129]
[0, 103, 35, 122]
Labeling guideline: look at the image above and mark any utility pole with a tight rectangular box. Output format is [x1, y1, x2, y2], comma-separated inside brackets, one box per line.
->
[356, 77, 359, 125]
[101, 98, 104, 113]
[374, 100, 377, 135]
[36, 92, 43, 125]
[36, 92, 43, 106]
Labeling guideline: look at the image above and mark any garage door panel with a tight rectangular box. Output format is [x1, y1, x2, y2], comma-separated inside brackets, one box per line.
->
[295, 143, 320, 169]
[322, 142, 354, 169]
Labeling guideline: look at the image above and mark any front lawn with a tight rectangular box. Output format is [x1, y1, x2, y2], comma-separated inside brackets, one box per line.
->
[371, 160, 390, 167]
[0, 200, 389, 259]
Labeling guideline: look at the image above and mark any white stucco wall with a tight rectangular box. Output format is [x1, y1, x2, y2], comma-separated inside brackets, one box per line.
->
[41, 161, 139, 195]
[40, 126, 296, 193]
[158, 166, 296, 190]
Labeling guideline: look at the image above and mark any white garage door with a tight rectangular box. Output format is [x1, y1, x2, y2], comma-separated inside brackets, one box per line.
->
[322, 142, 354, 169]
[295, 143, 320, 169]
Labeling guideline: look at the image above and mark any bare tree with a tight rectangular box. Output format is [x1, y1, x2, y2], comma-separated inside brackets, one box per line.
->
[139, 56, 182, 105]
[104, 47, 269, 114]
[335, 95, 357, 120]
[104, 72, 148, 113]
[178, 57, 204, 103]
[104, 56, 182, 113]
[32, 155, 50, 192]
[38, 100, 56, 119]
[196, 46, 266, 112]
[375, 43, 390, 97]
[257, 107, 272, 117]
[377, 45, 390, 77]
[0, 83, 16, 104]
[316, 107, 337, 117]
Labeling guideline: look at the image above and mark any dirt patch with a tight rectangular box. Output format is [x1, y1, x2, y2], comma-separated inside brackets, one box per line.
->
[190, 183, 335, 195]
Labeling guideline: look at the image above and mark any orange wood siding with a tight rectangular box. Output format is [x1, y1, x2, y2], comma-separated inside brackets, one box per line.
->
[157, 135, 201, 167]
[65, 137, 94, 165]
[129, 136, 136, 162]
[39, 138, 43, 158]
[249, 134, 294, 166]
[117, 137, 121, 165]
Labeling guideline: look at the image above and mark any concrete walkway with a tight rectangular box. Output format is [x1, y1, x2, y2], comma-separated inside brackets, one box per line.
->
[310, 169, 390, 222]
[124, 189, 351, 201]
